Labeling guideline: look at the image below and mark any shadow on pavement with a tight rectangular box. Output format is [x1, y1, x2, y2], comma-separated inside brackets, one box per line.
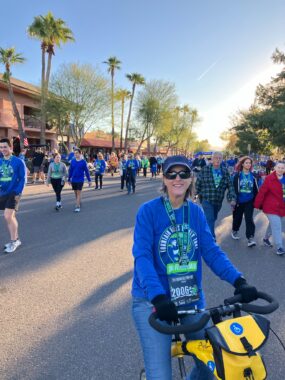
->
[0, 179, 160, 281]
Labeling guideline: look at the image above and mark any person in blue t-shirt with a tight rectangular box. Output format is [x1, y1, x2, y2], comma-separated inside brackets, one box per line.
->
[0, 138, 25, 253]
[156, 155, 163, 174]
[68, 147, 76, 163]
[132, 155, 259, 380]
[232, 156, 259, 247]
[68, 148, 91, 212]
[93, 152, 106, 190]
[126, 153, 139, 194]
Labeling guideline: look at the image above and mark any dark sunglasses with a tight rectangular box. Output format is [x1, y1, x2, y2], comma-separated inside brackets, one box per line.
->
[164, 170, 191, 180]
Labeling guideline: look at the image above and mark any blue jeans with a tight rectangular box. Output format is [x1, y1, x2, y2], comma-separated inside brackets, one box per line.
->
[132, 298, 215, 380]
[201, 200, 222, 238]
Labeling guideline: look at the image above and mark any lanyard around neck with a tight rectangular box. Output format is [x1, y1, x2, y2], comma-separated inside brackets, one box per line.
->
[163, 197, 189, 263]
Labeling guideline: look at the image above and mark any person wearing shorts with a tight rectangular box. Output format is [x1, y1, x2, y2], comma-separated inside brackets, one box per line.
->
[68, 148, 91, 212]
[32, 148, 45, 183]
[0, 138, 25, 253]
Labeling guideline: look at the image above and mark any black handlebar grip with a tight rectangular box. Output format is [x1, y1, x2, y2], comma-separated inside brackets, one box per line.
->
[224, 294, 243, 305]
[224, 291, 279, 314]
[148, 312, 210, 335]
[241, 291, 279, 314]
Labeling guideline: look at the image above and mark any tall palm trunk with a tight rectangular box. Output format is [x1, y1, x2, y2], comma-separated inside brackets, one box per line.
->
[120, 97, 125, 150]
[40, 45, 46, 145]
[7, 76, 25, 149]
[111, 71, 115, 151]
[124, 84, 135, 151]
[45, 49, 53, 87]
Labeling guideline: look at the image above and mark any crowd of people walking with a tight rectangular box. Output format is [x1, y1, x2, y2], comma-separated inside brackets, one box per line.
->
[0, 139, 284, 255]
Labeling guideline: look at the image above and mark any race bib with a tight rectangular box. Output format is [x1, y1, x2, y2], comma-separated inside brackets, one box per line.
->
[168, 273, 200, 307]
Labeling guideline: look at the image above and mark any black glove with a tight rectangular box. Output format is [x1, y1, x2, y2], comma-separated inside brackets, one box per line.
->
[234, 277, 258, 303]
[151, 294, 178, 323]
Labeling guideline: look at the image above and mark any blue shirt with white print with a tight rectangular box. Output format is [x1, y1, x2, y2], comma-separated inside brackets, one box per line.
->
[238, 172, 254, 203]
[132, 197, 241, 309]
[126, 159, 139, 174]
[0, 156, 25, 196]
[94, 159, 106, 174]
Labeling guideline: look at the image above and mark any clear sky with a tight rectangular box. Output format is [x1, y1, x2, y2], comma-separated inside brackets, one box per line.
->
[1, 0, 285, 147]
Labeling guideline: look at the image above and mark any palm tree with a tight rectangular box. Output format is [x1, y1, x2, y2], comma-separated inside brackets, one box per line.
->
[27, 12, 74, 144]
[104, 57, 121, 151]
[115, 89, 131, 150]
[124, 73, 145, 151]
[0, 47, 26, 149]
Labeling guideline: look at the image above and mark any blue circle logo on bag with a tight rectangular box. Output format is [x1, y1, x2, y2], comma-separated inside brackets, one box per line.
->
[230, 322, 243, 335]
[207, 361, 215, 372]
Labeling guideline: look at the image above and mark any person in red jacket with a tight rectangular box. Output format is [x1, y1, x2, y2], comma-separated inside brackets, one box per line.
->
[254, 161, 285, 255]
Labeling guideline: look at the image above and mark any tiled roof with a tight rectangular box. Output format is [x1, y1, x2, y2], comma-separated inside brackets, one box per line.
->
[0, 74, 40, 96]
[81, 136, 121, 148]
[81, 131, 121, 148]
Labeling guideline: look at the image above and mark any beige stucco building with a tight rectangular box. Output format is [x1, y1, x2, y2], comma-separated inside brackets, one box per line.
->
[0, 74, 57, 148]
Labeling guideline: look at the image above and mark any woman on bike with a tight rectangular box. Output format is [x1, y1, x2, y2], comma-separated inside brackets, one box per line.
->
[231, 156, 259, 247]
[254, 161, 285, 255]
[132, 155, 259, 380]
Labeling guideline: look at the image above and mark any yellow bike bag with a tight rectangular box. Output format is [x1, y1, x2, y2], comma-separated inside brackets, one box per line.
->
[205, 314, 270, 380]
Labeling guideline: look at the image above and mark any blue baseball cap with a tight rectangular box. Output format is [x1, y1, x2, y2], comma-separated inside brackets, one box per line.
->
[162, 155, 191, 174]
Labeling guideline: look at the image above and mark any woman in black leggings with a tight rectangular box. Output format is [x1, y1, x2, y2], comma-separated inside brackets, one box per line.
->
[46, 153, 68, 211]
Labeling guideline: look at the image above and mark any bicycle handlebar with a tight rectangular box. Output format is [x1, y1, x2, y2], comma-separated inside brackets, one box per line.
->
[224, 291, 279, 314]
[148, 291, 279, 335]
[149, 312, 211, 335]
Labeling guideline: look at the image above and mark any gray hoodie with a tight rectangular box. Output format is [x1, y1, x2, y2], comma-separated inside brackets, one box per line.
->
[47, 161, 67, 184]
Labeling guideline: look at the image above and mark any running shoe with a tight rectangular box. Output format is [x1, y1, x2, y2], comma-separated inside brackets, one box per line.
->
[4, 239, 21, 250]
[263, 238, 273, 248]
[276, 248, 285, 256]
[231, 231, 240, 240]
[247, 237, 256, 247]
[55, 206, 60, 211]
[4, 240, 22, 253]
[74, 207, 80, 213]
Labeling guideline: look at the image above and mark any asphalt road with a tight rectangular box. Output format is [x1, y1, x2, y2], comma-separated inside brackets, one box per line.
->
[0, 175, 284, 380]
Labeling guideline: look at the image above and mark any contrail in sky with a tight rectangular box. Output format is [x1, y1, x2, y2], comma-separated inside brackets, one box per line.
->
[196, 59, 220, 81]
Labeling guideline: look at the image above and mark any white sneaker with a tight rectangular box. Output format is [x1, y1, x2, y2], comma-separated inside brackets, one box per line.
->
[247, 237, 256, 247]
[231, 231, 240, 240]
[74, 207, 80, 213]
[4, 239, 21, 250]
[276, 248, 285, 256]
[4, 240, 22, 253]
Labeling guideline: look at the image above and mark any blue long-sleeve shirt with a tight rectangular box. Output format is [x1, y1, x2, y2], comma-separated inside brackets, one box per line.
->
[132, 197, 241, 309]
[68, 159, 91, 183]
[94, 159, 106, 174]
[126, 159, 139, 174]
[0, 156, 25, 196]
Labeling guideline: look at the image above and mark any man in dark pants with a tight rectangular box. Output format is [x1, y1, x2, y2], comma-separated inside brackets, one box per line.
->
[195, 151, 236, 239]
[126, 153, 138, 194]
